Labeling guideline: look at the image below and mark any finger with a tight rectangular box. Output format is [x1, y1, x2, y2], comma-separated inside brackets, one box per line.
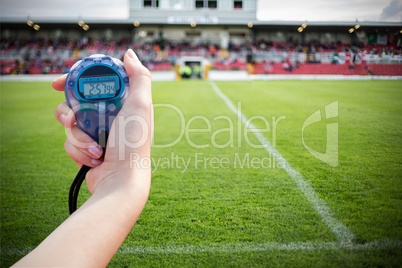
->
[55, 102, 76, 128]
[65, 139, 103, 168]
[123, 49, 153, 115]
[51, 74, 67, 91]
[110, 49, 153, 157]
[68, 125, 103, 159]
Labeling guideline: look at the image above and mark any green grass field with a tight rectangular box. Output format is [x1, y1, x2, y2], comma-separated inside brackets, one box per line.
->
[1, 79, 401, 267]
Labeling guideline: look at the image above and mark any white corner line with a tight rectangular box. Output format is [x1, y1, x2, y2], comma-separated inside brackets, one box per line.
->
[5, 240, 402, 256]
[208, 81, 355, 243]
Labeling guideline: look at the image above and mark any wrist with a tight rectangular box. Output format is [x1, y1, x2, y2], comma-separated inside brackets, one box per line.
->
[88, 163, 151, 199]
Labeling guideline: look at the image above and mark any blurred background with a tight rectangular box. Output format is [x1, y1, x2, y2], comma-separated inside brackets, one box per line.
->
[1, 2, 402, 267]
[1, 0, 401, 77]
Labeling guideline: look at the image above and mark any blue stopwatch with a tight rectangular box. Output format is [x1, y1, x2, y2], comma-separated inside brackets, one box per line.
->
[65, 54, 129, 142]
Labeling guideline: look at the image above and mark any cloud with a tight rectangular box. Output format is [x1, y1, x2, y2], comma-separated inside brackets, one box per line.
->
[380, 0, 402, 21]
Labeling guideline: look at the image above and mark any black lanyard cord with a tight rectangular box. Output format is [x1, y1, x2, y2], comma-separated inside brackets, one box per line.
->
[68, 130, 108, 215]
[69, 165, 91, 214]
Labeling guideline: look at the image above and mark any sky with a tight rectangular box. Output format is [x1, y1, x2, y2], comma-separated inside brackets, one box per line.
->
[0, 0, 401, 22]
[257, 0, 402, 22]
[0, 0, 130, 19]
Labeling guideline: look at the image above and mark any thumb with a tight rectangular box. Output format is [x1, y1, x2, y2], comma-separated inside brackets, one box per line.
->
[106, 49, 153, 160]
[123, 49, 152, 111]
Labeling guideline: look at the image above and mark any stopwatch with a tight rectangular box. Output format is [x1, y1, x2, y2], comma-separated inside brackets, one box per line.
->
[64, 54, 129, 142]
[65, 54, 129, 215]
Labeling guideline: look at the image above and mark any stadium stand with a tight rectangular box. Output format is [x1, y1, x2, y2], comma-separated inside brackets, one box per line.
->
[1, 0, 401, 77]
[1, 37, 401, 76]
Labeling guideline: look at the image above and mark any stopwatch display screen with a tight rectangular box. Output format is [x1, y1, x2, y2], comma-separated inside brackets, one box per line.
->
[83, 81, 116, 98]
[78, 75, 120, 100]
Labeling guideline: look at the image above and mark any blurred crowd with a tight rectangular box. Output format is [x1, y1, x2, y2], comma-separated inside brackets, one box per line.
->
[1, 37, 401, 75]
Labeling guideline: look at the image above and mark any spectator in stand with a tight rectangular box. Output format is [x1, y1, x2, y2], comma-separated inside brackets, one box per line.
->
[351, 46, 360, 64]
[263, 60, 272, 74]
[286, 56, 293, 72]
[332, 53, 340, 64]
[1, 36, 400, 75]
[282, 60, 289, 71]
[1, 63, 12, 75]
[209, 44, 217, 58]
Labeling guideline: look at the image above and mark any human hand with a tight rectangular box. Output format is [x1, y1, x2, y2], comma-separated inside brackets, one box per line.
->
[51, 49, 153, 194]
[13, 50, 154, 267]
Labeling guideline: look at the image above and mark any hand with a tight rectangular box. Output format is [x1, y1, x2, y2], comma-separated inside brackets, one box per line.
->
[14, 49, 154, 267]
[51, 49, 154, 194]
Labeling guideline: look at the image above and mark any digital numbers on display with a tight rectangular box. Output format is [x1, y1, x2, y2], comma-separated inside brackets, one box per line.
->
[79, 76, 119, 100]
[83, 81, 116, 97]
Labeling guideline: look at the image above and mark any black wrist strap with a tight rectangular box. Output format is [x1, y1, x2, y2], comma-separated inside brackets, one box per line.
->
[69, 165, 91, 214]
[68, 130, 108, 215]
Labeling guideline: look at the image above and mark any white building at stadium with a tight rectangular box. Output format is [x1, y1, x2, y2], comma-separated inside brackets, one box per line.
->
[1, 0, 400, 47]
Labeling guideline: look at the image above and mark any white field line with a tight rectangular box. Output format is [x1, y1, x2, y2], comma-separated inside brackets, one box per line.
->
[4, 240, 401, 256]
[116, 240, 402, 254]
[208, 81, 355, 243]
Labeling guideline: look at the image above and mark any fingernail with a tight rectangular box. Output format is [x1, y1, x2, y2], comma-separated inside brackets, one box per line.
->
[88, 145, 102, 158]
[91, 158, 103, 166]
[60, 113, 67, 124]
[127, 49, 137, 59]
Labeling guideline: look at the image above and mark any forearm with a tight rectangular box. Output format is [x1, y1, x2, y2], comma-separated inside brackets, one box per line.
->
[14, 169, 151, 267]
[15, 48, 153, 267]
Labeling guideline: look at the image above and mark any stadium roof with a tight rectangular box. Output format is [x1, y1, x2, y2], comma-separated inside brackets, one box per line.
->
[1, 16, 401, 28]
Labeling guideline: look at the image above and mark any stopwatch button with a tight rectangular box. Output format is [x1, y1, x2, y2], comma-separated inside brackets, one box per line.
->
[115, 101, 122, 108]
[89, 54, 105, 58]
[112, 57, 123, 66]
[84, 119, 91, 127]
[68, 81, 74, 87]
[108, 103, 116, 112]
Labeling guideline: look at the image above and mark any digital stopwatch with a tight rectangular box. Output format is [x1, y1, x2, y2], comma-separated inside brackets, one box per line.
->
[65, 54, 129, 142]
[64, 54, 129, 215]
